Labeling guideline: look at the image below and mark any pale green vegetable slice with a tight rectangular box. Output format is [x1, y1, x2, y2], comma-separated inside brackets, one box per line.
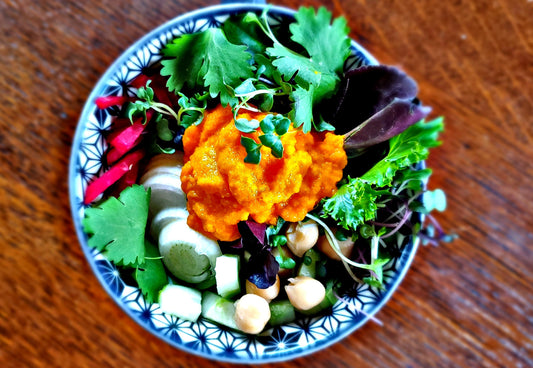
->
[149, 207, 188, 240]
[158, 219, 222, 284]
[158, 284, 202, 322]
[141, 173, 186, 217]
[201, 291, 239, 331]
[215, 254, 241, 298]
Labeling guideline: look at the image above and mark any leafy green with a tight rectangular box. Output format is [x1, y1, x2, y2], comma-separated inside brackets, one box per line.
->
[127, 81, 179, 123]
[241, 136, 262, 164]
[290, 6, 351, 75]
[361, 117, 444, 186]
[83, 185, 151, 266]
[177, 92, 208, 128]
[259, 133, 283, 158]
[235, 117, 260, 133]
[161, 28, 253, 106]
[321, 177, 387, 231]
[155, 115, 173, 141]
[266, 7, 350, 131]
[289, 85, 315, 132]
[275, 245, 296, 269]
[321, 117, 444, 232]
[222, 13, 269, 63]
[238, 114, 291, 163]
[134, 239, 168, 303]
[265, 217, 286, 243]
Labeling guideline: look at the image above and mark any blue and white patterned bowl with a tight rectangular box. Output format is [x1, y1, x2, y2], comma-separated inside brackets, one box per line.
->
[69, 2, 419, 363]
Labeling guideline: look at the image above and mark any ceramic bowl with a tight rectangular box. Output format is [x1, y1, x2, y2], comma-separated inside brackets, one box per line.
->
[69, 1, 419, 363]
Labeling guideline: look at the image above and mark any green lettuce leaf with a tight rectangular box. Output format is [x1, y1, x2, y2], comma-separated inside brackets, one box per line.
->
[361, 117, 444, 186]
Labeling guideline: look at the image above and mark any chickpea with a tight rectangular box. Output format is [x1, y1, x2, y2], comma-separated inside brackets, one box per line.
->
[316, 233, 355, 261]
[285, 220, 319, 257]
[234, 294, 271, 334]
[285, 276, 325, 311]
[246, 275, 280, 302]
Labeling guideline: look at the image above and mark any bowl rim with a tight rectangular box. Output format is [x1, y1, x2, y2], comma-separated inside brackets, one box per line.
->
[69, 3, 417, 364]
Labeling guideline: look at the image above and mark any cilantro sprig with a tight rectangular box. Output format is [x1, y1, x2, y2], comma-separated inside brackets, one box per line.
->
[244, 7, 350, 132]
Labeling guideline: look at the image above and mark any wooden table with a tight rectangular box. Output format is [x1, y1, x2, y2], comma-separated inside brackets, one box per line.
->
[1, 0, 532, 367]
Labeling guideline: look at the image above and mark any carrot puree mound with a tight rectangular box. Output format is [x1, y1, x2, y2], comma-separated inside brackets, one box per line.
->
[181, 105, 347, 241]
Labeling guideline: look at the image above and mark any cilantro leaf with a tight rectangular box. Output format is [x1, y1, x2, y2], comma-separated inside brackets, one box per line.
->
[290, 7, 351, 75]
[134, 239, 168, 303]
[289, 85, 314, 133]
[261, 8, 350, 132]
[222, 13, 269, 63]
[82, 185, 150, 266]
[160, 32, 208, 92]
[201, 28, 254, 105]
[161, 28, 253, 106]
[268, 44, 323, 88]
[267, 7, 347, 103]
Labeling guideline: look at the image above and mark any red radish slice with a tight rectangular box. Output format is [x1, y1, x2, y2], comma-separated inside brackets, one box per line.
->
[95, 95, 128, 109]
[114, 161, 140, 193]
[106, 111, 153, 165]
[130, 74, 150, 89]
[84, 150, 145, 204]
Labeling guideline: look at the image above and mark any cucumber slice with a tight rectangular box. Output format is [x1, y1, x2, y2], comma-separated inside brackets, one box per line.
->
[158, 219, 222, 284]
[269, 299, 296, 326]
[215, 255, 241, 298]
[158, 284, 202, 322]
[201, 291, 239, 331]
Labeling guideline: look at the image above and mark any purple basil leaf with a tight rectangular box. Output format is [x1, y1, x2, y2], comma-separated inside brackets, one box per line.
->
[237, 221, 266, 253]
[343, 98, 432, 150]
[245, 249, 280, 289]
[218, 239, 243, 250]
[245, 220, 267, 245]
[326, 65, 419, 134]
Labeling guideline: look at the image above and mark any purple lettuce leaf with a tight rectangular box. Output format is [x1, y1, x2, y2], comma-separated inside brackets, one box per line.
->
[322, 65, 431, 148]
[343, 98, 432, 150]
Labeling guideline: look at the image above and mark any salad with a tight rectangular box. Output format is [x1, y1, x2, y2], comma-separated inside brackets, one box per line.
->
[82, 6, 449, 335]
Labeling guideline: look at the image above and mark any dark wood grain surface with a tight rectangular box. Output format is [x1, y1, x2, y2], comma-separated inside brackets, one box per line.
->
[1, 0, 532, 367]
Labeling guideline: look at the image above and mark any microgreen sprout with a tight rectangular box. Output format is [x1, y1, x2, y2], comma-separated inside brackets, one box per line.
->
[238, 114, 291, 164]
[129, 81, 179, 123]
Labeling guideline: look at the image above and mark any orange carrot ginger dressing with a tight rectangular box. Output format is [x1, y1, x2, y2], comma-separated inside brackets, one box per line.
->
[180, 105, 347, 241]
